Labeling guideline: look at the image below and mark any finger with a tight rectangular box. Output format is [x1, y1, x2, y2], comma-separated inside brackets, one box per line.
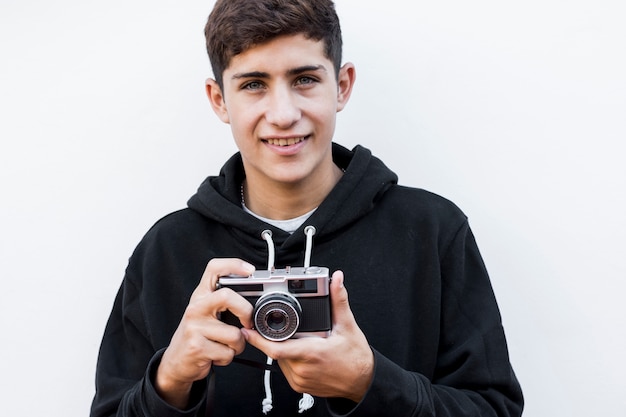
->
[193, 258, 255, 297]
[243, 329, 289, 360]
[205, 337, 243, 367]
[213, 288, 255, 329]
[243, 328, 317, 361]
[241, 328, 279, 359]
[202, 318, 248, 356]
[187, 287, 255, 329]
[330, 270, 355, 329]
[186, 335, 239, 368]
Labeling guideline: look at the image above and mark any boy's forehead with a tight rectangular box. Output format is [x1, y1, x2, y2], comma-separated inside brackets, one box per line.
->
[224, 34, 329, 76]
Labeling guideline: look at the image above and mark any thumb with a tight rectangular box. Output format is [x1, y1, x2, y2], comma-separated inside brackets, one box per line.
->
[330, 270, 354, 328]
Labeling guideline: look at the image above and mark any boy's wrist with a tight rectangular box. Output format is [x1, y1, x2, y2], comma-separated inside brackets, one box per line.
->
[154, 365, 193, 410]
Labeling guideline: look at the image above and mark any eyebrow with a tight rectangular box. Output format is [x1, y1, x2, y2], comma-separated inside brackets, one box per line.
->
[231, 65, 328, 80]
[287, 64, 327, 76]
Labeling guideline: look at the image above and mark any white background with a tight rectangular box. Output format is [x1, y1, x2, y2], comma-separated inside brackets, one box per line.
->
[1, 0, 624, 415]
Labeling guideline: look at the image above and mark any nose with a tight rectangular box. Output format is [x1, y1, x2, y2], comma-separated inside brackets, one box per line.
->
[264, 86, 301, 129]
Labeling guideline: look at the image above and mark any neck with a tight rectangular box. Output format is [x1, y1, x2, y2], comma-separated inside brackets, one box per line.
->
[242, 165, 343, 220]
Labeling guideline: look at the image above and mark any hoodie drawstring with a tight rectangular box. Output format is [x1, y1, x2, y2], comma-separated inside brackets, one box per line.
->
[258, 227, 317, 414]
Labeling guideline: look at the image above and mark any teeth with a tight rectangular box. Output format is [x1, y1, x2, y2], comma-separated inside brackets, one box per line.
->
[266, 137, 305, 146]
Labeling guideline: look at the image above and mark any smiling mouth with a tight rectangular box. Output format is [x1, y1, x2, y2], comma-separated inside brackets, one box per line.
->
[263, 136, 308, 146]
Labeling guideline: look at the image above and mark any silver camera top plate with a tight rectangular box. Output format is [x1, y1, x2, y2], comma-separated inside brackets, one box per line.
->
[218, 266, 330, 297]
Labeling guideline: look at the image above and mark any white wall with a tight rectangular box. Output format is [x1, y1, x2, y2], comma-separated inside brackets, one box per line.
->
[1, 0, 624, 415]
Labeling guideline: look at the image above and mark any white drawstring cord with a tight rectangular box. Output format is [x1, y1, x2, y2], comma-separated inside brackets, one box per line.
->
[298, 393, 315, 413]
[257, 227, 316, 414]
[260, 230, 275, 414]
[261, 230, 275, 270]
[303, 226, 316, 268]
[262, 357, 274, 414]
[298, 226, 316, 413]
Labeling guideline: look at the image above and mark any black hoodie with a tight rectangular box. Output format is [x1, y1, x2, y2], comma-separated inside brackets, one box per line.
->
[91, 143, 523, 417]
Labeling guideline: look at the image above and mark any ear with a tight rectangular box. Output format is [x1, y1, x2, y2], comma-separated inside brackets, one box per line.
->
[336, 62, 356, 113]
[205, 78, 230, 124]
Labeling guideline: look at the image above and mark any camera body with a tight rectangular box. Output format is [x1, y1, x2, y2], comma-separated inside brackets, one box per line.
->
[218, 266, 331, 341]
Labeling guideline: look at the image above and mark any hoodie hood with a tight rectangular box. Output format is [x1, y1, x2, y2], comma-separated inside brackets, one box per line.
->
[187, 143, 398, 256]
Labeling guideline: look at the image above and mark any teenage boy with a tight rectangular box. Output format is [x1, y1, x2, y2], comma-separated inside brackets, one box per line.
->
[91, 0, 523, 416]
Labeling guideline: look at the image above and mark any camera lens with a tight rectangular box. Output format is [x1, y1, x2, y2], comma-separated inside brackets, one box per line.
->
[267, 310, 288, 331]
[254, 292, 302, 341]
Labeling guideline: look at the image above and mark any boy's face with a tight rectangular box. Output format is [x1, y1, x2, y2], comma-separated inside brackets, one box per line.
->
[206, 34, 355, 189]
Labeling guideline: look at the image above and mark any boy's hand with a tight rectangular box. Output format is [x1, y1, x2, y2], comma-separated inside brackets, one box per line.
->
[156, 258, 255, 409]
[243, 270, 374, 403]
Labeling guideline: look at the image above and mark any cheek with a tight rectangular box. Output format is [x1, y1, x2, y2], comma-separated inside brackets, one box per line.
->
[227, 107, 257, 136]
[230, 124, 251, 149]
[310, 104, 338, 133]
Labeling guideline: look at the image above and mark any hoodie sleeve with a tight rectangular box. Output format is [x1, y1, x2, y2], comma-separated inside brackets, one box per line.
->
[90, 271, 208, 417]
[326, 221, 524, 417]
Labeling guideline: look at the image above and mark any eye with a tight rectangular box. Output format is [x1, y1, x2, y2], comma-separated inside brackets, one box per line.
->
[242, 81, 265, 91]
[295, 76, 318, 86]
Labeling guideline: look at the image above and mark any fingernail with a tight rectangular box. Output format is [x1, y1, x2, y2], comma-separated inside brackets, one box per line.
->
[241, 328, 250, 340]
[242, 262, 255, 274]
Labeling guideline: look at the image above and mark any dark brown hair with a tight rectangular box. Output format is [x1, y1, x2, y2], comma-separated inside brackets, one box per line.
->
[205, 0, 343, 88]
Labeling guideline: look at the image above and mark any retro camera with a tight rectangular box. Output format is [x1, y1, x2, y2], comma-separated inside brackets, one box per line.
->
[218, 266, 331, 341]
